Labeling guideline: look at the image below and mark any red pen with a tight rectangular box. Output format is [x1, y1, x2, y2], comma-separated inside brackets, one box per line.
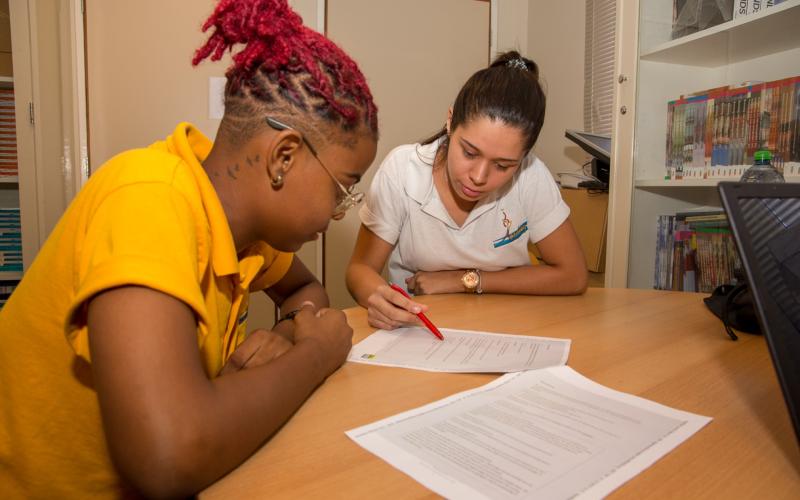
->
[389, 283, 445, 341]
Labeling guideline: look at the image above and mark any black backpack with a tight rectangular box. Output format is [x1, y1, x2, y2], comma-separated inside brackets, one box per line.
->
[703, 282, 762, 341]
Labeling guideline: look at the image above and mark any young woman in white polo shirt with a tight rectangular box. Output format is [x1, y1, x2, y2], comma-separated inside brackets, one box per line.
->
[346, 51, 587, 330]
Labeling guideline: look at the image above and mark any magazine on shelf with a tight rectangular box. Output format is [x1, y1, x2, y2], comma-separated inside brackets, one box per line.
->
[653, 210, 743, 292]
[0, 87, 17, 178]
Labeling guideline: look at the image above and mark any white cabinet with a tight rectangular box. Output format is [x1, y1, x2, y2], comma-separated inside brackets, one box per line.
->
[608, 0, 800, 288]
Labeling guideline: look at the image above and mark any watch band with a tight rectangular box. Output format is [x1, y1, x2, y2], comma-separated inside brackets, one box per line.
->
[275, 308, 301, 325]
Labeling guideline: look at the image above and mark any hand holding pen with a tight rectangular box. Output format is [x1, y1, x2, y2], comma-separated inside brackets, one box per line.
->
[389, 283, 444, 341]
[362, 282, 441, 335]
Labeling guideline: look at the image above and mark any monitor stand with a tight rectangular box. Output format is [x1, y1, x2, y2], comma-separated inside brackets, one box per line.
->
[592, 158, 610, 185]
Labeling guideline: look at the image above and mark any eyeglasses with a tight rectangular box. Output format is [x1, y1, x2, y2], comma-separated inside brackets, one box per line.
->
[266, 117, 364, 219]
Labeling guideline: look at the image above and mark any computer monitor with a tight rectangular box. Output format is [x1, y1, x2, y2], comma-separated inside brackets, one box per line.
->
[565, 130, 611, 184]
[718, 181, 800, 447]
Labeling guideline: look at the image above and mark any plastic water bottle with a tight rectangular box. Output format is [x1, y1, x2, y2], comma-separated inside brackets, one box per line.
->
[740, 149, 785, 183]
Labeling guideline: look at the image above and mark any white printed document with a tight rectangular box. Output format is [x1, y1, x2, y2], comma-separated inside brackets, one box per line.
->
[347, 327, 570, 373]
[347, 366, 711, 500]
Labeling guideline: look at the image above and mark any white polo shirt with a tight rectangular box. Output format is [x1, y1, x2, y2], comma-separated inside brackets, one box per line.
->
[360, 141, 570, 290]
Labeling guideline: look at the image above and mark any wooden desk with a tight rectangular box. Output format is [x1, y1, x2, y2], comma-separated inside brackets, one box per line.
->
[202, 289, 800, 498]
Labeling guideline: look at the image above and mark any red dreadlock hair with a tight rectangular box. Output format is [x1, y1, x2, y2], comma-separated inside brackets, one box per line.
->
[193, 0, 378, 147]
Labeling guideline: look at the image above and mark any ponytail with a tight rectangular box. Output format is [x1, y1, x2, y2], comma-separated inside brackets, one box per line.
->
[422, 50, 545, 161]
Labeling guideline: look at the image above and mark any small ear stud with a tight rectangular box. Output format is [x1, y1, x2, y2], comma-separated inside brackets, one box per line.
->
[271, 161, 289, 187]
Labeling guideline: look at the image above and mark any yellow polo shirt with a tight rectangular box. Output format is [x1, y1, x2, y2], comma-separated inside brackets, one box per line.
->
[0, 123, 293, 498]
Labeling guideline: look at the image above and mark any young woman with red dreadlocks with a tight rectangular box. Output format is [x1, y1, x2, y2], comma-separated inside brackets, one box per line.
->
[0, 0, 378, 497]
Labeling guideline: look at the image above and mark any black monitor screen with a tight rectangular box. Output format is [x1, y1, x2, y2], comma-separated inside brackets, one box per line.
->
[565, 130, 611, 164]
[719, 182, 800, 447]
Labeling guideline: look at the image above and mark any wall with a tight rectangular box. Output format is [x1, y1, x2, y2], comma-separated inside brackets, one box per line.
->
[324, 0, 490, 308]
[86, 0, 222, 167]
[524, 1, 588, 176]
[495, 0, 528, 59]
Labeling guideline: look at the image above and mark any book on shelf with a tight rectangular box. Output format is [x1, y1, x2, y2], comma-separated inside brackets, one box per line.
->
[734, 0, 785, 19]
[0, 279, 20, 309]
[0, 87, 17, 178]
[0, 208, 22, 273]
[664, 75, 800, 181]
[653, 211, 743, 292]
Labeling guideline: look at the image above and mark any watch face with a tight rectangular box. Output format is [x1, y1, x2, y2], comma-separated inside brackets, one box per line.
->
[462, 270, 479, 289]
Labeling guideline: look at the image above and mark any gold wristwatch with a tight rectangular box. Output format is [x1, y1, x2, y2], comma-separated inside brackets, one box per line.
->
[461, 269, 482, 294]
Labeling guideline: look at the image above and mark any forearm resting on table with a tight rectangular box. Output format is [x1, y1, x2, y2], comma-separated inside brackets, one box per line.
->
[482, 263, 588, 295]
[481, 219, 586, 295]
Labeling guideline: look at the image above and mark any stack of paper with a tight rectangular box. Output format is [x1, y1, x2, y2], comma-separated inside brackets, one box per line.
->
[346, 328, 710, 499]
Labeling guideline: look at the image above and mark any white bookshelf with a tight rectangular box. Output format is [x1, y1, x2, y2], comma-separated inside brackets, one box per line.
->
[635, 178, 721, 188]
[622, 0, 800, 289]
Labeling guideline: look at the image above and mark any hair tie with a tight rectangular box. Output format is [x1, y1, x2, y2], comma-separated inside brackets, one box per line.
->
[506, 57, 528, 71]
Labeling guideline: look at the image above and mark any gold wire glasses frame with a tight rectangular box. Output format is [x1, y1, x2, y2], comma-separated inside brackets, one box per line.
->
[266, 117, 364, 218]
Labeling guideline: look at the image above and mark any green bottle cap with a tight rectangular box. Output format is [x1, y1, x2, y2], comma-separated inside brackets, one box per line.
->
[754, 150, 772, 162]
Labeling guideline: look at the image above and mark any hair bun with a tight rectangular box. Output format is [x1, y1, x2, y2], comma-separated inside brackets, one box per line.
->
[194, 0, 378, 133]
[192, 0, 305, 69]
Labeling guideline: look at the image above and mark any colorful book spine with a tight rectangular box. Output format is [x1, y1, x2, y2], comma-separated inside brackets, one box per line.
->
[790, 80, 800, 176]
[0, 279, 19, 309]
[0, 208, 22, 273]
[0, 88, 17, 179]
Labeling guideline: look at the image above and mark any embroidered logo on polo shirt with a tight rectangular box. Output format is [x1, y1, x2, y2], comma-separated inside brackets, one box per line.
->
[493, 211, 528, 248]
[502, 209, 512, 231]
